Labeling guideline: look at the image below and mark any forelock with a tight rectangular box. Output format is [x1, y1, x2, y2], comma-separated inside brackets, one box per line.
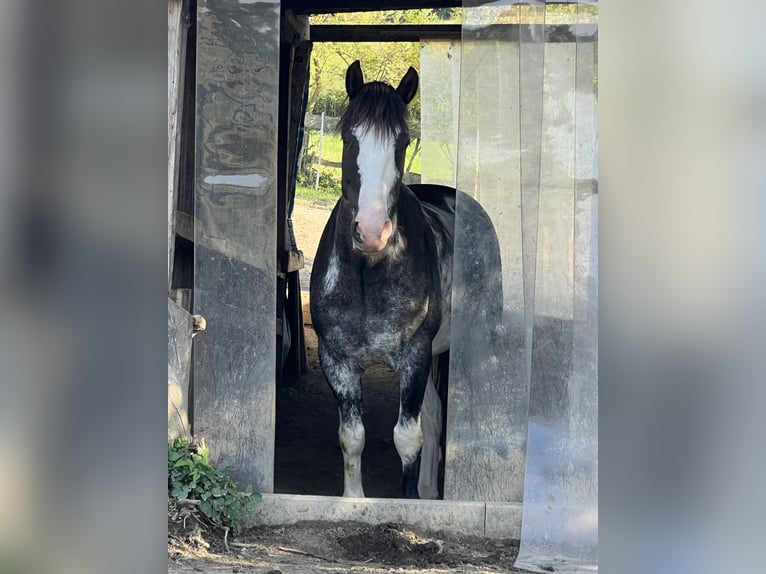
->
[337, 82, 409, 141]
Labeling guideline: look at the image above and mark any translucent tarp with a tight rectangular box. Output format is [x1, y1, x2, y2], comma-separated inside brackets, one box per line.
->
[513, 2, 599, 572]
[193, 0, 281, 493]
[450, 1, 598, 570]
[445, 1, 535, 504]
[419, 40, 461, 187]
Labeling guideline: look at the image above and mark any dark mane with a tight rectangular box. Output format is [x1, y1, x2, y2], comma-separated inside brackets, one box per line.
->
[337, 82, 409, 139]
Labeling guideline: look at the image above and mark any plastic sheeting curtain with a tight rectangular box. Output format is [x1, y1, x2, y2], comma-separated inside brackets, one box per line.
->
[420, 40, 461, 187]
[450, 1, 598, 571]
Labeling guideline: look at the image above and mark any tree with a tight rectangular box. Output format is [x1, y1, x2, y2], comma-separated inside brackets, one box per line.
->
[307, 9, 459, 121]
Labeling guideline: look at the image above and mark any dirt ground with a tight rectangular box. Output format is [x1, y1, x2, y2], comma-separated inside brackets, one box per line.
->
[168, 201, 526, 573]
[291, 200, 333, 292]
[168, 519, 524, 574]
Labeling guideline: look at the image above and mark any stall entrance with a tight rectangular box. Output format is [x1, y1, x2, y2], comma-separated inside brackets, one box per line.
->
[272, 13, 463, 499]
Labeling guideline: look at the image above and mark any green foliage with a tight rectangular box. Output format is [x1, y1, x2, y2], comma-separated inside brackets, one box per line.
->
[296, 162, 341, 202]
[168, 438, 261, 535]
[295, 184, 339, 206]
[307, 10, 447, 122]
[314, 170, 340, 195]
[309, 39, 423, 121]
[295, 172, 341, 205]
[301, 10, 463, 200]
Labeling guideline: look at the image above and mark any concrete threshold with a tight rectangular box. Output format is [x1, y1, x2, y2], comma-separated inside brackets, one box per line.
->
[245, 493, 522, 539]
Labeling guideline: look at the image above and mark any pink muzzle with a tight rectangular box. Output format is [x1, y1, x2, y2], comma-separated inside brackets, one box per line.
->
[354, 209, 393, 253]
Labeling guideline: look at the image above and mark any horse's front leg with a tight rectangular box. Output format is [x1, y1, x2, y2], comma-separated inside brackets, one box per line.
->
[394, 337, 433, 498]
[318, 345, 365, 497]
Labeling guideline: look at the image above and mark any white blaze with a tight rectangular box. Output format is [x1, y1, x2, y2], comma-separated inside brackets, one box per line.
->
[352, 125, 399, 248]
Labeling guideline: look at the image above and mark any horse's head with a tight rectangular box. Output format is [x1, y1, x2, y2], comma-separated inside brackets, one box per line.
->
[337, 60, 419, 255]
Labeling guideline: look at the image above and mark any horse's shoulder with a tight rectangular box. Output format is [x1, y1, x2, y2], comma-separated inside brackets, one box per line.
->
[407, 184, 457, 214]
[400, 184, 456, 253]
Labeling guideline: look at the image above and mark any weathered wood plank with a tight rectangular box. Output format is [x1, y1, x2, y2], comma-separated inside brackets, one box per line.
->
[311, 24, 461, 43]
[167, 0, 186, 290]
[309, 24, 596, 44]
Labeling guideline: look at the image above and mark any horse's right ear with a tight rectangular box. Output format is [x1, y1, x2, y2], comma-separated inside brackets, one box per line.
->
[346, 60, 364, 99]
[396, 66, 419, 105]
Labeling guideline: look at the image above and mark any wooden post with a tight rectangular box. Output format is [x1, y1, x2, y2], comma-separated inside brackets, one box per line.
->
[167, 0, 186, 291]
[313, 111, 325, 201]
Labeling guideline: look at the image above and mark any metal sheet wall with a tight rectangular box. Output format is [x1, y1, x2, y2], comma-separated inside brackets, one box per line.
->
[193, 0, 281, 493]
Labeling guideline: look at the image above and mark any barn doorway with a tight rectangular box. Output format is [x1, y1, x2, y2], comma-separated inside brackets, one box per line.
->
[273, 6, 462, 498]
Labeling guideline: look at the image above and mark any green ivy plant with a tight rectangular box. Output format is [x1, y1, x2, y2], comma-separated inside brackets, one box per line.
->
[168, 438, 261, 536]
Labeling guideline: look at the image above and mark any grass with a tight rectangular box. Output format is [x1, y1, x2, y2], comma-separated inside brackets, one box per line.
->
[298, 130, 437, 206]
[295, 184, 339, 206]
[305, 130, 343, 164]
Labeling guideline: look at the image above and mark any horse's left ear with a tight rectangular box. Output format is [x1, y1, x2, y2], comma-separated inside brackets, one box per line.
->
[346, 60, 364, 99]
[396, 66, 419, 105]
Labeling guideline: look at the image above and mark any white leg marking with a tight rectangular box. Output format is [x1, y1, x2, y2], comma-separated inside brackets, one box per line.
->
[393, 416, 423, 465]
[322, 251, 339, 294]
[338, 415, 366, 497]
[418, 377, 442, 499]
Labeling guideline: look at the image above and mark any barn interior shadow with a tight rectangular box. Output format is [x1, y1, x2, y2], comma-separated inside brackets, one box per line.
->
[275, 321, 404, 498]
[274, 312, 574, 499]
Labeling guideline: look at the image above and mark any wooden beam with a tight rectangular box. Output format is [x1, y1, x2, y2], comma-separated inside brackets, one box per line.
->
[281, 7, 311, 44]
[311, 24, 460, 43]
[287, 0, 589, 14]
[310, 23, 597, 44]
[286, 0, 462, 15]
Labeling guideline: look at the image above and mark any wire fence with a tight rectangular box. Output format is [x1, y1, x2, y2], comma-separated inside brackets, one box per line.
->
[298, 113, 423, 204]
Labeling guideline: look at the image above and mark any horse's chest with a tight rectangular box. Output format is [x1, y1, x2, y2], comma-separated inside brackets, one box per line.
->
[319, 283, 430, 363]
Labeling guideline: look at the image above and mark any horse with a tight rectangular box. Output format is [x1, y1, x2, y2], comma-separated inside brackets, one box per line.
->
[309, 60, 501, 499]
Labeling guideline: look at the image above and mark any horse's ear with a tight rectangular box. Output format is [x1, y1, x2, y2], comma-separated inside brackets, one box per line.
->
[346, 60, 364, 99]
[396, 66, 419, 105]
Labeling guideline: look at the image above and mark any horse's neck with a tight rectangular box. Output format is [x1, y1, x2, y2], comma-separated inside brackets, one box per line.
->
[332, 201, 356, 249]
[328, 202, 364, 270]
